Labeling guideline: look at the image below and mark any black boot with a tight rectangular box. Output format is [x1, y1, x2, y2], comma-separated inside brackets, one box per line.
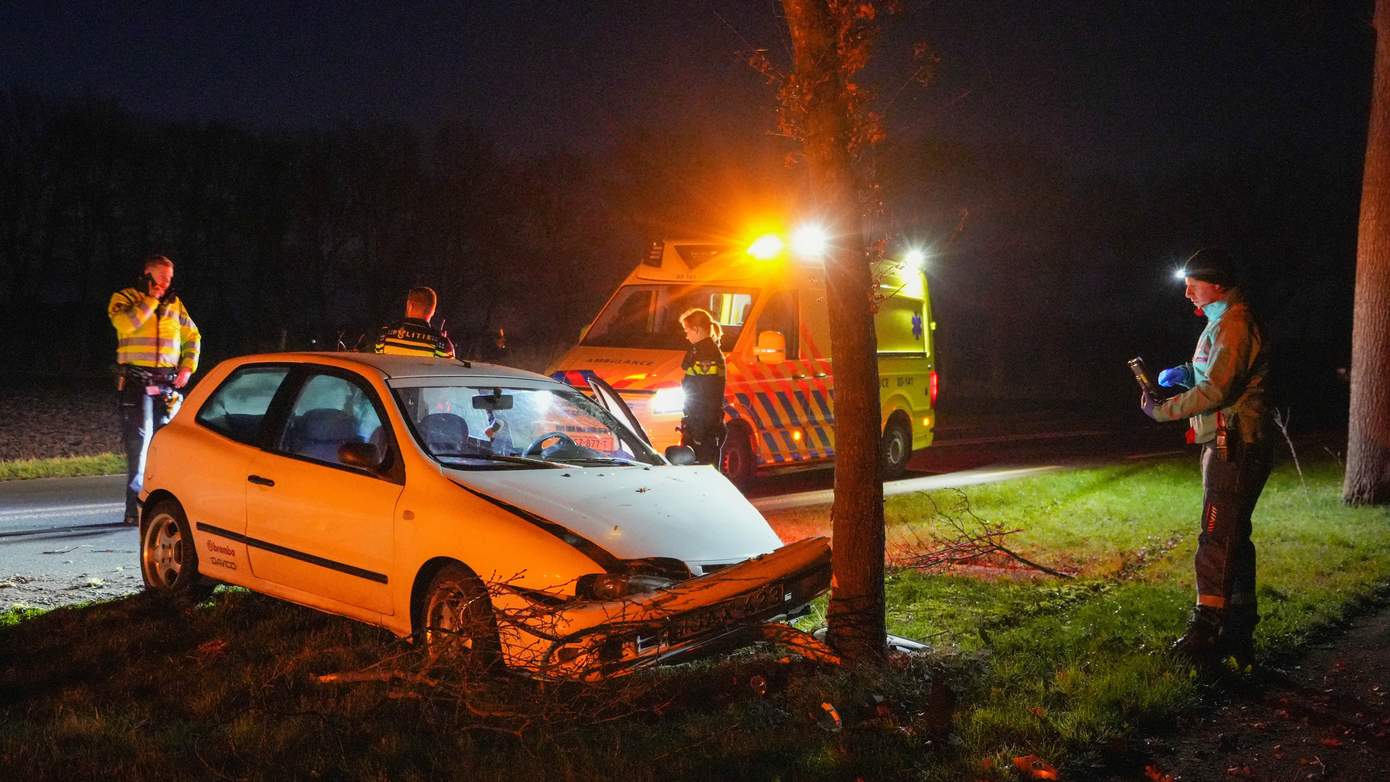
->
[1221, 607, 1258, 669]
[1171, 606, 1223, 663]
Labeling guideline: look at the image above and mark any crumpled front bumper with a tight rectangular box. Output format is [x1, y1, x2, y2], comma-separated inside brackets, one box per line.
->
[495, 536, 832, 681]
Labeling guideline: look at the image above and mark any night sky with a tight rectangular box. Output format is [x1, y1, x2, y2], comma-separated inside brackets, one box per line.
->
[3, 1, 1371, 164]
[1, 1, 1377, 413]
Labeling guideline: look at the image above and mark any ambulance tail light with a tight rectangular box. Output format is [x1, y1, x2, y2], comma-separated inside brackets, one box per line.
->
[650, 386, 686, 415]
[929, 370, 939, 406]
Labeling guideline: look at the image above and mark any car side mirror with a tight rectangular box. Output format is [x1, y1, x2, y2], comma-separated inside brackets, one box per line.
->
[339, 442, 384, 470]
[755, 330, 786, 364]
[664, 445, 698, 466]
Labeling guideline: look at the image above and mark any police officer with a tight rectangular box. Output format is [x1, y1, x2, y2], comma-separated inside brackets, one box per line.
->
[374, 286, 455, 358]
[678, 308, 727, 465]
[108, 254, 201, 525]
[1140, 247, 1273, 666]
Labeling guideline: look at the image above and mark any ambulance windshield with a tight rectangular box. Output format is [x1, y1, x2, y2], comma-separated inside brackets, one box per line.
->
[583, 285, 756, 350]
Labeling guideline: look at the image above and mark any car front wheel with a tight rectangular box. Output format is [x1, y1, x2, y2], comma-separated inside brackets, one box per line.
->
[140, 499, 213, 601]
[419, 563, 500, 674]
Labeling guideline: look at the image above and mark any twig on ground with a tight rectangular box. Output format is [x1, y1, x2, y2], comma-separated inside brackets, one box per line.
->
[893, 490, 1074, 578]
[758, 622, 842, 666]
[1272, 408, 1306, 491]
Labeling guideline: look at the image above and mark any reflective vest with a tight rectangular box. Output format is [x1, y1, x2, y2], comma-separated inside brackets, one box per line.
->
[374, 318, 455, 358]
[107, 287, 201, 370]
[681, 337, 726, 431]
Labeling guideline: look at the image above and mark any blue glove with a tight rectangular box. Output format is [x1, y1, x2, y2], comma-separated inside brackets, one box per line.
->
[1157, 365, 1193, 388]
[1139, 392, 1158, 420]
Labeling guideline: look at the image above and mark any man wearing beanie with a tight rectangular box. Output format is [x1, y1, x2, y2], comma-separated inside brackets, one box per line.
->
[1139, 247, 1274, 668]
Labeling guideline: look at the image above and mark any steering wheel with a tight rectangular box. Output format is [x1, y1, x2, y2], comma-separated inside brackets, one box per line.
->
[523, 431, 579, 458]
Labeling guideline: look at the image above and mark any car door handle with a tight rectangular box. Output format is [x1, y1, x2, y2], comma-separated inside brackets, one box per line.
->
[813, 372, 829, 378]
[791, 373, 808, 380]
[247, 474, 275, 487]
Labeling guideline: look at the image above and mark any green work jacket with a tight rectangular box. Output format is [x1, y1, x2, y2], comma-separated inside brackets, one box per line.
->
[1153, 289, 1271, 444]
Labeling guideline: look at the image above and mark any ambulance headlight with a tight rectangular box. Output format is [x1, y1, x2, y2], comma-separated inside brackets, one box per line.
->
[904, 248, 927, 269]
[650, 386, 686, 415]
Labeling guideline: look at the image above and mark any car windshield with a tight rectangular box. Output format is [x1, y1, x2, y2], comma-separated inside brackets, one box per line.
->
[581, 285, 756, 350]
[389, 381, 661, 469]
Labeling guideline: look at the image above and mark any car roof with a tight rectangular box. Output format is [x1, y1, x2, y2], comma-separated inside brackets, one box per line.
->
[227, 351, 555, 383]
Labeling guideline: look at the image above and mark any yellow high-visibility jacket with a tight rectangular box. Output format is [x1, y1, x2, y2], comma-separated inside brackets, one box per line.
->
[107, 287, 201, 371]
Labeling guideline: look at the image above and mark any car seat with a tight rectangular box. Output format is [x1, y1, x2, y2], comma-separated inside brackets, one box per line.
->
[418, 412, 468, 455]
[289, 408, 359, 463]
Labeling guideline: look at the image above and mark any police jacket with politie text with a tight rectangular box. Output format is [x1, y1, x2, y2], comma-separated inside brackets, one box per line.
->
[1152, 289, 1271, 444]
[681, 336, 726, 433]
[107, 287, 201, 372]
[374, 318, 455, 359]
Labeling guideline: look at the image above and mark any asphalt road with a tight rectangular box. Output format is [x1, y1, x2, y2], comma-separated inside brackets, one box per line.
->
[0, 413, 1197, 612]
[0, 474, 140, 609]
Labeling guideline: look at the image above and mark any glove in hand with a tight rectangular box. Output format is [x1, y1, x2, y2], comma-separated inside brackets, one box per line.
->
[1158, 365, 1193, 388]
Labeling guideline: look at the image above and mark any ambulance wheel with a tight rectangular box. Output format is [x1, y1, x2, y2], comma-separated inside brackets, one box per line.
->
[881, 413, 913, 480]
[720, 425, 756, 488]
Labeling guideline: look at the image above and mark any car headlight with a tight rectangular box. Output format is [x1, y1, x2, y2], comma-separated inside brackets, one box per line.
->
[649, 386, 686, 415]
[575, 572, 677, 601]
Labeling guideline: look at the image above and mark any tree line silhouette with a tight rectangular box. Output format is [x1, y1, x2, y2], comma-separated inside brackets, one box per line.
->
[0, 88, 1366, 421]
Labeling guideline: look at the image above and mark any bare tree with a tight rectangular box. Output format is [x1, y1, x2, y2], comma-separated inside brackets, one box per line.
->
[1346, 0, 1390, 506]
[781, 0, 887, 665]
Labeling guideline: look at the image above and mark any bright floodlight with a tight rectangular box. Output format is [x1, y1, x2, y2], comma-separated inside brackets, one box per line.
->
[904, 249, 927, 268]
[791, 224, 828, 257]
[747, 233, 784, 260]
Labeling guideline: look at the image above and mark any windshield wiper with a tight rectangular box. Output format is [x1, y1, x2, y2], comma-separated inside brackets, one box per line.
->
[434, 452, 567, 469]
[560, 455, 646, 467]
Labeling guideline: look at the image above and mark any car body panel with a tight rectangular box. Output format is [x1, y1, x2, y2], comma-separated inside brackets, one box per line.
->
[448, 465, 783, 567]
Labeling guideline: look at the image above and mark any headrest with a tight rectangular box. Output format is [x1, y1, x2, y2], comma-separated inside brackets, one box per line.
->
[299, 408, 357, 441]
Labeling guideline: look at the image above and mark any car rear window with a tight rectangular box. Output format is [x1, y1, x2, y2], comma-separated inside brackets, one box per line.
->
[195, 366, 291, 445]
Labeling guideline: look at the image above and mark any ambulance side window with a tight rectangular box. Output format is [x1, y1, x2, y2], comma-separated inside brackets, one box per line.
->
[758, 291, 799, 360]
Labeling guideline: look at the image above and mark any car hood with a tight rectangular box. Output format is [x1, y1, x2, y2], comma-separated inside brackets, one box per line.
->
[445, 464, 784, 566]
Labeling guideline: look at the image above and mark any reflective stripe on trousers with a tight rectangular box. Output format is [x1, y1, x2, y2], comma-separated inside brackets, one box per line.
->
[1194, 438, 1273, 614]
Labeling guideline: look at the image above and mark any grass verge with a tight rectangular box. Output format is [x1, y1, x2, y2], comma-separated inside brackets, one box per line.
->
[1, 453, 1386, 780]
[0, 452, 123, 480]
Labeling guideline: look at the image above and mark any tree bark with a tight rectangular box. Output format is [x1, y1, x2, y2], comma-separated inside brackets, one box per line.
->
[1346, 0, 1390, 505]
[782, 0, 887, 664]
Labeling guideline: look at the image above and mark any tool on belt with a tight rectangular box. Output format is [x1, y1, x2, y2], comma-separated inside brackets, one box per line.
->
[115, 365, 183, 416]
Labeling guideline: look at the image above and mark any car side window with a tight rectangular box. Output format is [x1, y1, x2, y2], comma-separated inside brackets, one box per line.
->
[278, 373, 386, 468]
[195, 366, 291, 445]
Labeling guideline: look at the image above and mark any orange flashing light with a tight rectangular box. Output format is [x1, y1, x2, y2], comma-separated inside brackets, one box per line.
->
[747, 234, 784, 260]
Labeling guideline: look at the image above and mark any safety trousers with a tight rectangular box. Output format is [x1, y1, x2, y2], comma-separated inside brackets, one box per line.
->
[1194, 438, 1274, 623]
[118, 383, 172, 523]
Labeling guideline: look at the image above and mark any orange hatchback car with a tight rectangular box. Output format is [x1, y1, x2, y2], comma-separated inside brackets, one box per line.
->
[138, 352, 830, 679]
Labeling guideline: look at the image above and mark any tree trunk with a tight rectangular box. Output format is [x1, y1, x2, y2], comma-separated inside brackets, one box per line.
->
[1346, 0, 1390, 505]
[782, 0, 887, 664]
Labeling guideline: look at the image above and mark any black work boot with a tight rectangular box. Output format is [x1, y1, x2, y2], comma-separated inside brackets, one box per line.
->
[1171, 606, 1224, 663]
[1220, 608, 1258, 670]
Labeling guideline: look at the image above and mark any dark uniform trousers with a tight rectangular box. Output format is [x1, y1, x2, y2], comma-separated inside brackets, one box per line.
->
[119, 377, 173, 522]
[1195, 437, 1274, 632]
[682, 417, 726, 466]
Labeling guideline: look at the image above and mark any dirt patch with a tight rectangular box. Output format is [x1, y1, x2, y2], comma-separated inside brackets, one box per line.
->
[1096, 600, 1390, 781]
[0, 376, 120, 460]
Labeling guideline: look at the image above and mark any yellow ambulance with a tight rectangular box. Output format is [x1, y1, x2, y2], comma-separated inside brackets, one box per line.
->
[548, 232, 938, 484]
